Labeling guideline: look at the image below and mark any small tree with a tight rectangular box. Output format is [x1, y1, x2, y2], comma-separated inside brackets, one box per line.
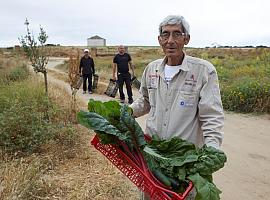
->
[68, 50, 81, 114]
[19, 18, 49, 95]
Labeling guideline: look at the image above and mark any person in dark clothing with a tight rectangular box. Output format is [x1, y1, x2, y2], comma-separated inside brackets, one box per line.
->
[112, 45, 135, 104]
[79, 49, 95, 94]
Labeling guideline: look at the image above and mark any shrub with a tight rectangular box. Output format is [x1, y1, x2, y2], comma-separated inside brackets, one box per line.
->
[0, 59, 29, 84]
[0, 102, 54, 153]
[6, 64, 30, 82]
[0, 79, 77, 154]
[221, 77, 270, 113]
[216, 65, 231, 82]
[0, 80, 54, 153]
[0, 79, 45, 112]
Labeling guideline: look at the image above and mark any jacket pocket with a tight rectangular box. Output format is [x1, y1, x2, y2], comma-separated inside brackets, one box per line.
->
[178, 90, 198, 108]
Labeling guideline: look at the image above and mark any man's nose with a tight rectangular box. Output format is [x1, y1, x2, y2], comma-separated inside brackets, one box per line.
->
[167, 34, 175, 43]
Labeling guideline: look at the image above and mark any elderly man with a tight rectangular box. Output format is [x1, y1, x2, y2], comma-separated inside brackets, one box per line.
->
[130, 15, 224, 200]
[112, 45, 135, 104]
[79, 49, 95, 94]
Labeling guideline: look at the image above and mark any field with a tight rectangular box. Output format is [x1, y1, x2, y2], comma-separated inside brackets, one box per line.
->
[0, 46, 270, 200]
[49, 46, 270, 113]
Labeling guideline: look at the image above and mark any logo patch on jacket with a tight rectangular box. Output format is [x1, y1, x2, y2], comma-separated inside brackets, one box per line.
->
[148, 74, 158, 88]
[180, 100, 194, 107]
[184, 74, 197, 86]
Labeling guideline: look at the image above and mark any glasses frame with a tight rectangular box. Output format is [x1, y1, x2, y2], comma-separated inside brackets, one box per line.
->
[160, 31, 186, 40]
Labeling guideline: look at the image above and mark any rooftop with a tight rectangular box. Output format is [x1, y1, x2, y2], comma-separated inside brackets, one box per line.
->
[88, 35, 105, 40]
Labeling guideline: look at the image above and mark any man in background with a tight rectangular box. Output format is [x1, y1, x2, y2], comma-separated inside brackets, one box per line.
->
[112, 45, 135, 104]
[79, 48, 95, 94]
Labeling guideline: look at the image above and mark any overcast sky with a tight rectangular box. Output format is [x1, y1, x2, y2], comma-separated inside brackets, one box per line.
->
[1, 0, 270, 47]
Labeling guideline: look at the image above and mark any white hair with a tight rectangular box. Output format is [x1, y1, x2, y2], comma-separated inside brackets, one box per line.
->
[159, 15, 190, 35]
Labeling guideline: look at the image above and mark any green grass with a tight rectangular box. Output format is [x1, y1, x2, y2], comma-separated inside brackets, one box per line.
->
[0, 55, 78, 154]
[188, 48, 270, 113]
[67, 46, 270, 114]
[0, 79, 54, 153]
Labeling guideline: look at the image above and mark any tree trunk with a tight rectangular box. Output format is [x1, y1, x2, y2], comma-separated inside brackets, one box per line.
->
[43, 71, 48, 95]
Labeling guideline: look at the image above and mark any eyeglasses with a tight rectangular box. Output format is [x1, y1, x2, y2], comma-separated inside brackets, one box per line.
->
[160, 31, 186, 40]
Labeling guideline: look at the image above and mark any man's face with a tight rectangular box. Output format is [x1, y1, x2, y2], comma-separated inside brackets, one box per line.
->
[118, 46, 125, 54]
[158, 25, 190, 58]
[84, 51, 89, 56]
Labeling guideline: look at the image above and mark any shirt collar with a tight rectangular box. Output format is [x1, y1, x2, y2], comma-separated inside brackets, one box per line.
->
[157, 53, 189, 78]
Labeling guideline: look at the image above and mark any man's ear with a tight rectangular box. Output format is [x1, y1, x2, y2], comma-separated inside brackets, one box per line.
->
[158, 36, 162, 46]
[184, 35, 190, 45]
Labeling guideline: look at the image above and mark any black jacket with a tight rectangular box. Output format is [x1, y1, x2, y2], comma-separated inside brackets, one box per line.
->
[79, 56, 95, 75]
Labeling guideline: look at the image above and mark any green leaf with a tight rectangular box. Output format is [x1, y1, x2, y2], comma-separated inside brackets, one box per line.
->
[187, 146, 227, 175]
[88, 99, 121, 125]
[119, 104, 146, 147]
[143, 146, 169, 160]
[176, 167, 186, 181]
[188, 173, 221, 200]
[145, 137, 199, 167]
[77, 111, 130, 142]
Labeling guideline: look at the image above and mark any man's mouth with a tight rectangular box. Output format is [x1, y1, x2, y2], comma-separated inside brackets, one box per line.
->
[166, 47, 176, 51]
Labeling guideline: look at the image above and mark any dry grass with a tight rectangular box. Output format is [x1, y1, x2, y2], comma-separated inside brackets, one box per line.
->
[0, 54, 27, 75]
[47, 69, 69, 82]
[38, 130, 139, 200]
[68, 53, 80, 89]
[0, 76, 139, 200]
[0, 129, 139, 200]
[48, 67, 110, 96]
[0, 153, 52, 200]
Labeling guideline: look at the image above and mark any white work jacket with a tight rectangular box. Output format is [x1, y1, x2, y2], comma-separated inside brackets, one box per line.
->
[131, 55, 224, 148]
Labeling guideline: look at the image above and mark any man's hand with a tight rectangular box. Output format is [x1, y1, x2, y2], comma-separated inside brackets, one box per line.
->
[130, 63, 135, 78]
[112, 63, 117, 81]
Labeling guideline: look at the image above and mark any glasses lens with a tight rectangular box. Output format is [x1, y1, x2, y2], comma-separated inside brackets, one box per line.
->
[161, 32, 184, 40]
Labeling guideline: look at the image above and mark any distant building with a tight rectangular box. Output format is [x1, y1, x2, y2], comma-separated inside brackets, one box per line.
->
[14, 45, 21, 51]
[87, 35, 106, 47]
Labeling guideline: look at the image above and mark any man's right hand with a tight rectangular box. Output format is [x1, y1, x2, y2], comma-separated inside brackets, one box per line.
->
[112, 75, 116, 81]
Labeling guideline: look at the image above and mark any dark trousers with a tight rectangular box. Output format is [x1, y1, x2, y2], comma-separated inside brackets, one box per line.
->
[82, 74, 93, 92]
[117, 73, 133, 101]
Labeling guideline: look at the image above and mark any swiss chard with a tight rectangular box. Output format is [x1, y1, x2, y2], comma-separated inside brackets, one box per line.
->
[78, 99, 146, 148]
[77, 99, 227, 200]
[143, 136, 227, 200]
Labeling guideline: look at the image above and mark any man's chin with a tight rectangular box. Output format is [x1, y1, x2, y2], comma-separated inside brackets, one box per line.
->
[165, 52, 178, 57]
[165, 49, 182, 56]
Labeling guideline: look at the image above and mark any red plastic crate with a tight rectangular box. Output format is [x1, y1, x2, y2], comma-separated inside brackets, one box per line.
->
[91, 134, 193, 200]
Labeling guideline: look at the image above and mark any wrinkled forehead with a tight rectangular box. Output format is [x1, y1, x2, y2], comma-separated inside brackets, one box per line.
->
[161, 24, 183, 33]
[118, 46, 125, 50]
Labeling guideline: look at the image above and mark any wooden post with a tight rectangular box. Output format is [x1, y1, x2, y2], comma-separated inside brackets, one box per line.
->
[91, 47, 97, 57]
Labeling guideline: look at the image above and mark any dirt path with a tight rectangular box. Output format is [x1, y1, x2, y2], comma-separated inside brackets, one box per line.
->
[47, 57, 270, 200]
